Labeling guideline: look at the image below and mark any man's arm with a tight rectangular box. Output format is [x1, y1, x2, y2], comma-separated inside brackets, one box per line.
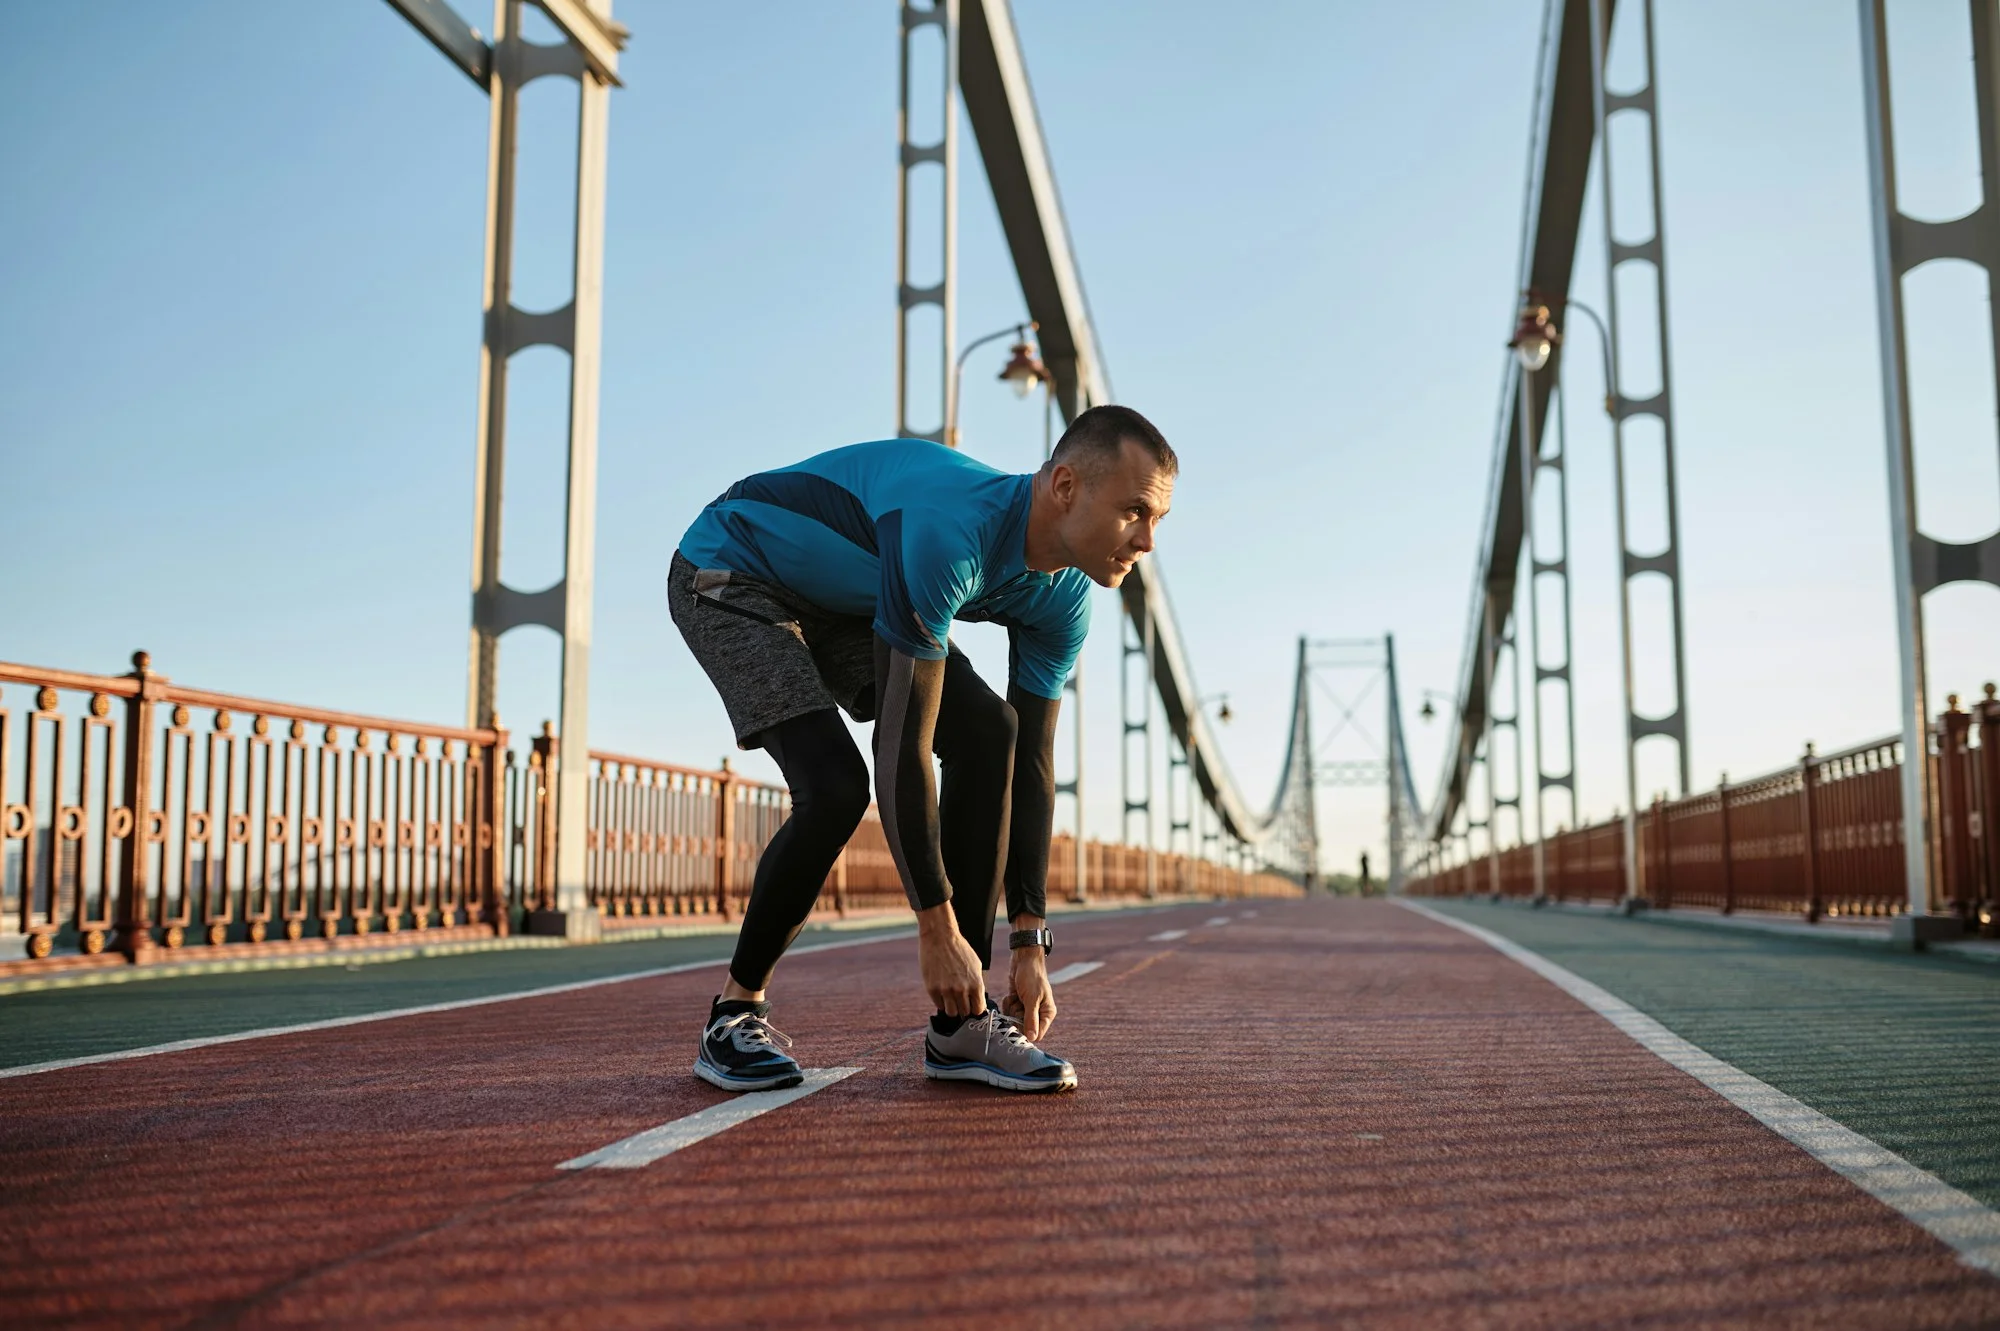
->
[996, 685, 1059, 1039]
[873, 636, 987, 1015]
[1003, 685, 1059, 924]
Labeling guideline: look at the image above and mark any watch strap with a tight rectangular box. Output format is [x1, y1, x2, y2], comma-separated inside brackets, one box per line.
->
[1008, 927, 1053, 955]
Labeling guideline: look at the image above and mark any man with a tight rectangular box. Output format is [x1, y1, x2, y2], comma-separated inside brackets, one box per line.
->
[670, 404, 1176, 1094]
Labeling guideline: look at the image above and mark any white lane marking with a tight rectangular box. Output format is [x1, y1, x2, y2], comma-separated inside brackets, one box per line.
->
[1147, 929, 1189, 942]
[1240, 910, 1259, 918]
[0, 929, 917, 1082]
[1045, 961, 1103, 985]
[558, 1067, 861, 1170]
[1398, 900, 2000, 1277]
[1204, 917, 1232, 926]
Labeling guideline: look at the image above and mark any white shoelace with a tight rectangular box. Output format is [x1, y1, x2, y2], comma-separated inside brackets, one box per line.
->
[711, 1011, 793, 1054]
[969, 1008, 1037, 1057]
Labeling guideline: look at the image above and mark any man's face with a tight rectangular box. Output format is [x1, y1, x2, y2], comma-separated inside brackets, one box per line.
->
[1058, 438, 1175, 588]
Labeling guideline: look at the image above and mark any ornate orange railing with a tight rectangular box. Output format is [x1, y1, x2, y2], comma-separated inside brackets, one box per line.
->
[1, 654, 509, 969]
[1411, 684, 2000, 932]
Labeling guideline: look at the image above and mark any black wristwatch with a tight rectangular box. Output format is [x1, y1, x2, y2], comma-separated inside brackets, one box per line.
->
[1009, 927, 1054, 956]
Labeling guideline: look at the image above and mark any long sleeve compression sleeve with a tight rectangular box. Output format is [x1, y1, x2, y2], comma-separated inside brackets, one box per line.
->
[873, 637, 951, 911]
[1003, 686, 1058, 921]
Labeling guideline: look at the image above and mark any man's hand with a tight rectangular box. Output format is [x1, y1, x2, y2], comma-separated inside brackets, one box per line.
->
[1000, 915, 1057, 1041]
[916, 902, 986, 1015]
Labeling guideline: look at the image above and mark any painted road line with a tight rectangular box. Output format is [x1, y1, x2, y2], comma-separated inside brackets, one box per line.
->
[1399, 900, 2000, 1277]
[1046, 961, 1103, 985]
[558, 1068, 862, 1170]
[0, 930, 916, 1082]
[1204, 917, 1232, 926]
[1146, 929, 1189, 942]
[1240, 910, 1259, 918]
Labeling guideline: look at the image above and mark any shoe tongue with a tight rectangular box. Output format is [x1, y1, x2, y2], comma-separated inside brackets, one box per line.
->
[712, 997, 769, 1021]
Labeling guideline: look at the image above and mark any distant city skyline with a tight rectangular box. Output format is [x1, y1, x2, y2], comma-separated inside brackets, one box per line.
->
[4, 2, 1997, 878]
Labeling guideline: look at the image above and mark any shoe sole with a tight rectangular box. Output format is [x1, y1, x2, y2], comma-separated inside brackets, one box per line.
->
[923, 1057, 1077, 1093]
[693, 1058, 805, 1093]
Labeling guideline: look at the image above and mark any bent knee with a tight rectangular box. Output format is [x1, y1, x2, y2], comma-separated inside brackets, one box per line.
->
[970, 696, 1018, 750]
[797, 752, 871, 827]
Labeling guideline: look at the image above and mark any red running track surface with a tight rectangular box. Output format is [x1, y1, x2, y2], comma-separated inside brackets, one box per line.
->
[4, 898, 1998, 1329]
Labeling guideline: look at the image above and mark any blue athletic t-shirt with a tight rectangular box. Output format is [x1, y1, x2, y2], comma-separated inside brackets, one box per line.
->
[678, 440, 1091, 700]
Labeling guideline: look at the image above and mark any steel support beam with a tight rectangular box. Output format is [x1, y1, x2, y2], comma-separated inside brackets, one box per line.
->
[385, 0, 626, 939]
[1589, 0, 1690, 909]
[1121, 609, 1156, 894]
[1429, 0, 1612, 845]
[896, 0, 959, 443]
[1521, 361, 1579, 891]
[385, 0, 492, 84]
[1858, 0, 2000, 929]
[959, 0, 1281, 858]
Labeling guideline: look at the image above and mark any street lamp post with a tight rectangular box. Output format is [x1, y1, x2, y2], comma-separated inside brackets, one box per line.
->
[941, 322, 1082, 907]
[1508, 302, 1558, 904]
[1537, 296, 1644, 909]
[946, 322, 1046, 450]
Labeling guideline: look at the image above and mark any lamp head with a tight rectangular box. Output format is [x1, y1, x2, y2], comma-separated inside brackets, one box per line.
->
[1508, 302, 1560, 372]
[998, 330, 1047, 399]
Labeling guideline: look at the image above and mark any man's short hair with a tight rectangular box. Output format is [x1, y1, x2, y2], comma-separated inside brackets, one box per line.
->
[1050, 404, 1178, 481]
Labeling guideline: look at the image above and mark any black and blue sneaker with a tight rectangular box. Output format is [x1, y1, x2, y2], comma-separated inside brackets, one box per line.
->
[694, 997, 804, 1092]
[923, 997, 1077, 1093]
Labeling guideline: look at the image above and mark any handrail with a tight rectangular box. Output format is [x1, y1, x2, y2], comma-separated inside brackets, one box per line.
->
[0, 658, 501, 747]
[585, 748, 771, 790]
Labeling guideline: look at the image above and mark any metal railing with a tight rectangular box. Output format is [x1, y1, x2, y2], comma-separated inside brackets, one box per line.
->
[1, 654, 1301, 972]
[0, 654, 509, 967]
[1412, 685, 2000, 932]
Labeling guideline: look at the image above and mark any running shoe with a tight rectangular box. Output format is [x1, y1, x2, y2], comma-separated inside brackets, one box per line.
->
[924, 1001, 1077, 1093]
[694, 998, 805, 1092]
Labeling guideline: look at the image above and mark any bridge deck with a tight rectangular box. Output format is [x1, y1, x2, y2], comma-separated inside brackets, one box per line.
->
[5, 899, 1998, 1328]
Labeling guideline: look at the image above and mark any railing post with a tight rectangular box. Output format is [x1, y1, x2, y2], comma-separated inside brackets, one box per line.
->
[1936, 695, 1975, 923]
[714, 757, 735, 921]
[1651, 795, 1672, 909]
[1717, 773, 1735, 915]
[1976, 683, 2000, 932]
[483, 722, 510, 936]
[1800, 743, 1822, 922]
[531, 722, 557, 913]
[114, 651, 162, 962]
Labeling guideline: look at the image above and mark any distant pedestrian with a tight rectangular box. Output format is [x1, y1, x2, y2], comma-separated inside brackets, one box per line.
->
[670, 406, 1176, 1093]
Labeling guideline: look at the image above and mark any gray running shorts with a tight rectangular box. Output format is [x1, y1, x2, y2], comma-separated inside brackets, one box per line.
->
[669, 550, 877, 748]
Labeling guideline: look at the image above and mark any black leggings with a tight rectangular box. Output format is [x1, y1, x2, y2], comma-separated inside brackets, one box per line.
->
[728, 653, 1021, 990]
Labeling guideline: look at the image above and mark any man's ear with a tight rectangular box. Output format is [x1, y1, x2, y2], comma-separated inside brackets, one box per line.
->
[1049, 461, 1079, 508]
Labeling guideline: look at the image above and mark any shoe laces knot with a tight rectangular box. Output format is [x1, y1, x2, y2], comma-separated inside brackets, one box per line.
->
[713, 1011, 792, 1053]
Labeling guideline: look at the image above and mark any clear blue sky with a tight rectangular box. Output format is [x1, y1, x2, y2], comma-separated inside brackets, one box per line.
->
[3, 1, 1996, 876]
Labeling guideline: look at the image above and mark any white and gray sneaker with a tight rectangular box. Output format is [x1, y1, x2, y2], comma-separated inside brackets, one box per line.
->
[694, 998, 805, 1092]
[923, 1002, 1077, 1093]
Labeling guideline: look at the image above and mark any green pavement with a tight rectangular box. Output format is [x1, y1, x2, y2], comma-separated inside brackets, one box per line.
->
[1422, 899, 2000, 1212]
